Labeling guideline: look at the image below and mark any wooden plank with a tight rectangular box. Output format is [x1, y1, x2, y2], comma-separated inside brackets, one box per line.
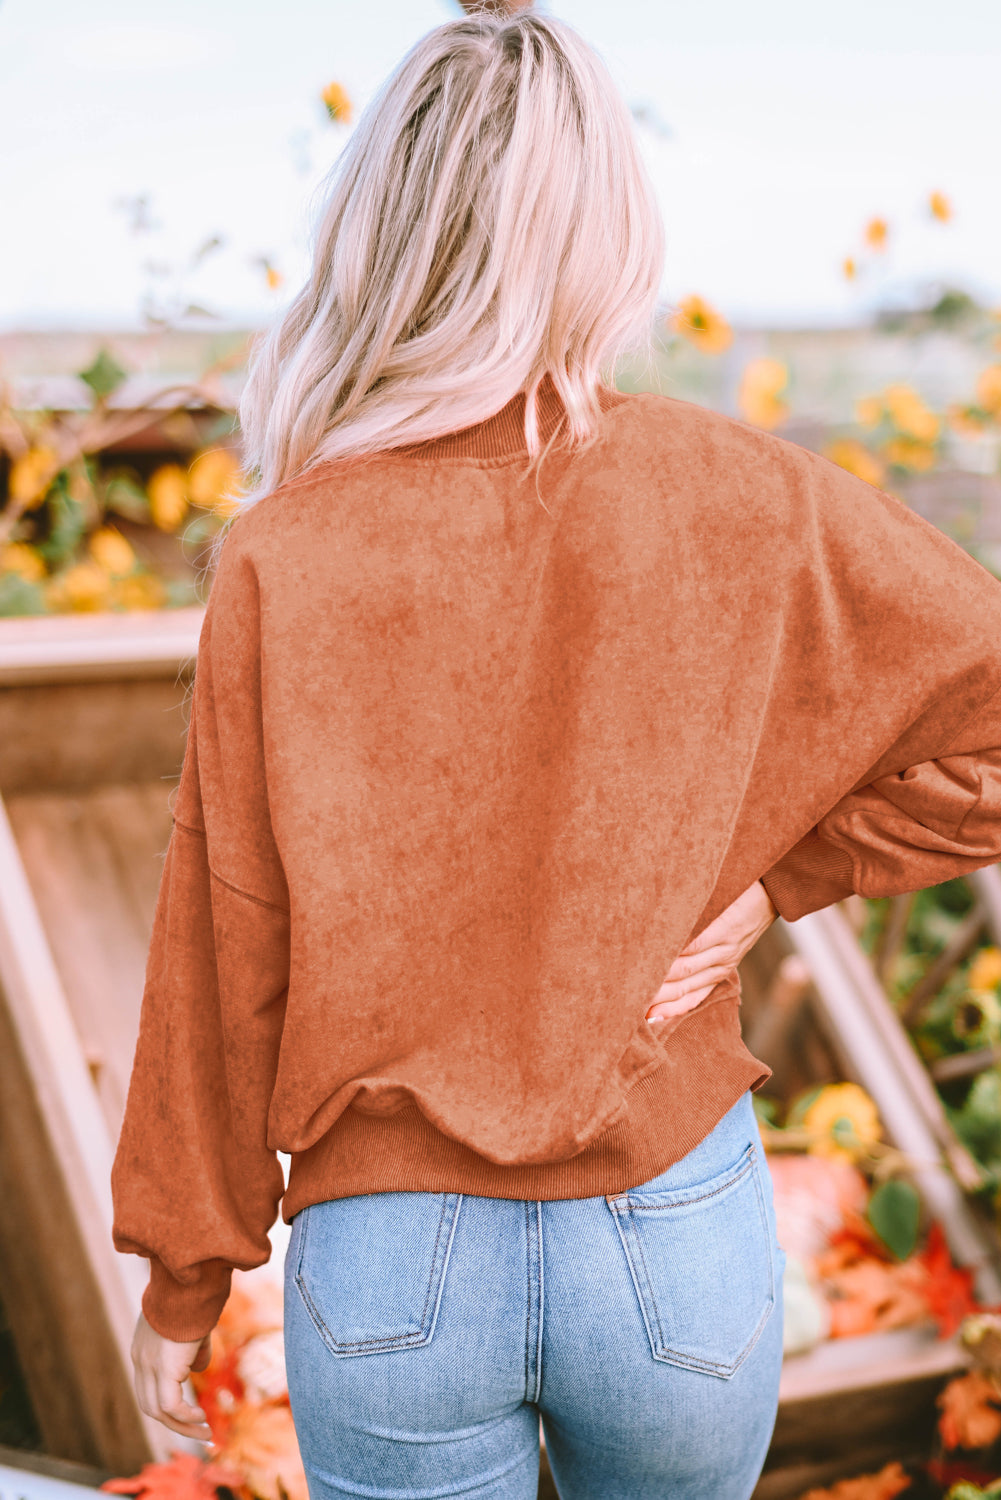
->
[0, 609, 202, 687]
[5, 783, 173, 1135]
[777, 1325, 967, 1404]
[0, 1444, 111, 1488]
[758, 1328, 966, 1495]
[970, 864, 1001, 936]
[0, 680, 190, 794]
[0, 793, 174, 1467]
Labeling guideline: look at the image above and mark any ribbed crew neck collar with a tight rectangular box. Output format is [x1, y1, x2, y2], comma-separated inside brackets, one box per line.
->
[390, 374, 627, 462]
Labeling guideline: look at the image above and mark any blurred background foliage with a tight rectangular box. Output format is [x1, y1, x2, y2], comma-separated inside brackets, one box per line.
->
[2, 77, 1000, 619]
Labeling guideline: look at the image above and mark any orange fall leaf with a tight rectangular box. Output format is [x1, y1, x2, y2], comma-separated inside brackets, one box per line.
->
[798, 1458, 912, 1499]
[937, 1370, 1001, 1452]
[101, 1452, 246, 1500]
[212, 1402, 307, 1500]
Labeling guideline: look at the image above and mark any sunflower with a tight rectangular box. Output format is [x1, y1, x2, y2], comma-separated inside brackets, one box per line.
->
[823, 439, 885, 488]
[667, 295, 733, 354]
[929, 191, 952, 223]
[969, 947, 1001, 995]
[801, 1082, 883, 1162]
[321, 81, 352, 124]
[147, 463, 189, 532]
[975, 365, 1001, 420]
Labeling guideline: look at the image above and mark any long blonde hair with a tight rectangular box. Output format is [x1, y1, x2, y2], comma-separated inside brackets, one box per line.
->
[231, 8, 665, 532]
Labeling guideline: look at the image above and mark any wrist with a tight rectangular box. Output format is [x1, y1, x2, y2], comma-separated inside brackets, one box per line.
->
[757, 879, 779, 925]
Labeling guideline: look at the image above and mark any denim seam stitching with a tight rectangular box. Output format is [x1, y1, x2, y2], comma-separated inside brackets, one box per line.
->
[293, 1196, 455, 1353]
[413, 1195, 450, 1340]
[624, 1147, 755, 1211]
[532, 1201, 544, 1405]
[611, 1143, 773, 1376]
[523, 1202, 531, 1401]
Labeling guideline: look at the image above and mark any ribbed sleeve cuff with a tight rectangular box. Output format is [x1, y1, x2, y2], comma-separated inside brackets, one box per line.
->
[141, 1257, 234, 1343]
[761, 829, 856, 923]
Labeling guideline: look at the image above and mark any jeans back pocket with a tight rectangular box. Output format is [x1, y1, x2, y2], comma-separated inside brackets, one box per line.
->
[607, 1142, 776, 1379]
[292, 1191, 463, 1357]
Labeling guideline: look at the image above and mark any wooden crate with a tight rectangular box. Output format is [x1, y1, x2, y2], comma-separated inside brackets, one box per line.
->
[740, 910, 999, 1496]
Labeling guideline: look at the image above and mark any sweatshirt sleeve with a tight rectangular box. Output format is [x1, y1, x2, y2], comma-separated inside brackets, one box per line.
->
[732, 440, 1001, 930]
[111, 522, 291, 1342]
[761, 681, 1001, 921]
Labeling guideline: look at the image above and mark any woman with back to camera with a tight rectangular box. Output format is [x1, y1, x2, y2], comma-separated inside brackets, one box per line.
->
[111, 6, 1001, 1497]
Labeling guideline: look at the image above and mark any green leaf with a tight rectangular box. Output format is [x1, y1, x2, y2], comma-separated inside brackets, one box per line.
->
[0, 572, 48, 617]
[198, 411, 240, 443]
[162, 575, 202, 608]
[35, 485, 86, 566]
[866, 1178, 921, 1260]
[104, 474, 151, 523]
[948, 1068, 1001, 1167]
[191, 235, 224, 264]
[752, 1095, 782, 1130]
[785, 1084, 827, 1128]
[78, 347, 128, 401]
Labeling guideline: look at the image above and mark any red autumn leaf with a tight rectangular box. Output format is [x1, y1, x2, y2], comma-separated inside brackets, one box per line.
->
[813, 1215, 892, 1278]
[937, 1370, 1001, 1451]
[101, 1452, 246, 1500]
[925, 1455, 1001, 1489]
[798, 1458, 912, 1499]
[190, 1342, 246, 1444]
[919, 1222, 981, 1338]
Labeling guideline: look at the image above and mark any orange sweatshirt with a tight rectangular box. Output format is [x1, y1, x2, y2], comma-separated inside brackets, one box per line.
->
[111, 376, 1001, 1341]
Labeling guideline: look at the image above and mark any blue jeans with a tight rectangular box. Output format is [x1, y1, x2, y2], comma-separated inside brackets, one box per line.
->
[283, 1088, 786, 1499]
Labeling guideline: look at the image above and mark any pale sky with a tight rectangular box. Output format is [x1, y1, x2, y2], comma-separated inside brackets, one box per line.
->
[2, 0, 1001, 333]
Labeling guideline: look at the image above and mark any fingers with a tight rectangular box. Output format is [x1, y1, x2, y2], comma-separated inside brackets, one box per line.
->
[646, 879, 774, 1025]
[646, 980, 719, 1022]
[153, 1366, 213, 1441]
[646, 959, 741, 1023]
[131, 1316, 213, 1442]
[664, 941, 738, 980]
[649, 958, 737, 1009]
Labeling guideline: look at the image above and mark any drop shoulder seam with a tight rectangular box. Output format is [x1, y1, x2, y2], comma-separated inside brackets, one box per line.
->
[171, 817, 290, 914]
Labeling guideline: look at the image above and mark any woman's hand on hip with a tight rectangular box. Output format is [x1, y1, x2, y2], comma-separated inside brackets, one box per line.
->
[645, 879, 779, 1024]
[130, 1311, 213, 1440]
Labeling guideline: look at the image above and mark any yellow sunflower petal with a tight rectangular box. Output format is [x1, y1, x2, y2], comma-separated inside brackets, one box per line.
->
[148, 463, 190, 532]
[89, 525, 136, 576]
[668, 294, 733, 354]
[969, 947, 1001, 994]
[1, 541, 47, 582]
[823, 439, 885, 488]
[187, 448, 244, 513]
[9, 445, 61, 508]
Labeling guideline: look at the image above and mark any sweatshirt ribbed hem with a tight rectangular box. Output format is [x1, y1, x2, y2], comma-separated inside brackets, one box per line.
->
[142, 1256, 233, 1343]
[761, 830, 856, 923]
[281, 992, 771, 1216]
